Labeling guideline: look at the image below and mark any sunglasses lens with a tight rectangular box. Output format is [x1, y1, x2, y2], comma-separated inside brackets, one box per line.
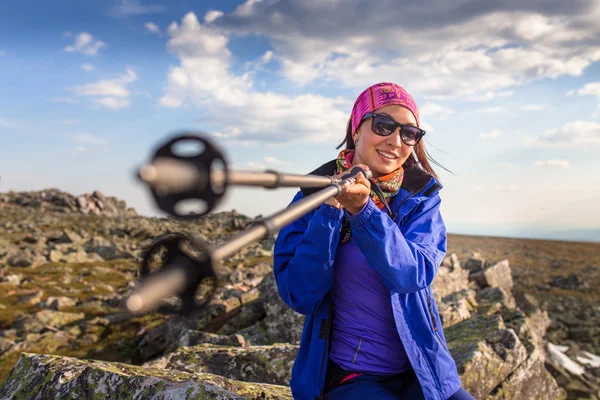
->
[401, 127, 422, 145]
[372, 115, 396, 136]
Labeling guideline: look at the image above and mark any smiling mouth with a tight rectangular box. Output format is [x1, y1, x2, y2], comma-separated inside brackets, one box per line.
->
[376, 150, 398, 160]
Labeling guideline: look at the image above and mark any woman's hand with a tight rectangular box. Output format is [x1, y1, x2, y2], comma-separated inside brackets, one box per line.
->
[325, 164, 371, 214]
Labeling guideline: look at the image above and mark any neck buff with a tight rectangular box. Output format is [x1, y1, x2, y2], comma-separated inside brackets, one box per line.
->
[335, 149, 403, 211]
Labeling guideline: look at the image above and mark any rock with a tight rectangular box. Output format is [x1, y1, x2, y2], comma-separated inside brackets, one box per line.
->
[486, 347, 564, 400]
[0, 353, 292, 399]
[7, 250, 35, 267]
[48, 250, 62, 263]
[246, 272, 305, 345]
[447, 314, 528, 399]
[431, 254, 471, 301]
[477, 287, 516, 312]
[11, 310, 85, 333]
[134, 317, 204, 362]
[0, 337, 15, 355]
[463, 257, 486, 273]
[39, 296, 77, 311]
[2, 274, 24, 285]
[16, 290, 44, 306]
[550, 273, 589, 291]
[62, 250, 103, 263]
[438, 290, 477, 328]
[56, 230, 83, 244]
[179, 331, 247, 348]
[84, 236, 121, 260]
[151, 343, 298, 386]
[470, 260, 514, 292]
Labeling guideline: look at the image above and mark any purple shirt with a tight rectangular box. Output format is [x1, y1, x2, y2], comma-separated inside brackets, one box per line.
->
[328, 232, 411, 375]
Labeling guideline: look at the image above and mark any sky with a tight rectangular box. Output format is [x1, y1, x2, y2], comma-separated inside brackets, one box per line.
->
[1, 0, 599, 242]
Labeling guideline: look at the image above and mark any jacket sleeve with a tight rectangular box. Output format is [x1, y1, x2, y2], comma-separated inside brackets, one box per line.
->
[272, 191, 344, 315]
[347, 193, 447, 294]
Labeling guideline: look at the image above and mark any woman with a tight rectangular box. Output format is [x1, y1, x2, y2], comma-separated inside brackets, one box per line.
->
[273, 82, 475, 400]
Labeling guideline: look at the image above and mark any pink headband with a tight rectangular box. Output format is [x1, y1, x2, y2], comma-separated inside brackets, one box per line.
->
[350, 82, 420, 134]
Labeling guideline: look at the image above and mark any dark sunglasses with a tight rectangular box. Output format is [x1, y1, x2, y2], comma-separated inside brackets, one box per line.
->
[361, 112, 425, 146]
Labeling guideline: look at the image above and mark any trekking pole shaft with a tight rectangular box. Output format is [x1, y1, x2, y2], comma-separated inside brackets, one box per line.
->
[212, 168, 368, 261]
[212, 169, 336, 189]
[138, 161, 336, 193]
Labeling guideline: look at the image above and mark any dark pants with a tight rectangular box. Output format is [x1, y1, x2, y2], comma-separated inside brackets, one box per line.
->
[324, 361, 475, 400]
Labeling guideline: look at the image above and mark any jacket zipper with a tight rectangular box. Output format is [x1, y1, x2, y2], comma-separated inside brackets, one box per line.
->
[351, 338, 363, 363]
[397, 190, 417, 210]
[318, 299, 332, 399]
[426, 292, 446, 347]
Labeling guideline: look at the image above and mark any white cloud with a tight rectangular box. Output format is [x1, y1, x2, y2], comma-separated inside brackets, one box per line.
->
[71, 68, 136, 110]
[64, 32, 106, 56]
[48, 97, 80, 104]
[420, 102, 454, 118]
[520, 104, 547, 111]
[420, 121, 434, 133]
[469, 90, 514, 103]
[524, 120, 600, 147]
[474, 106, 504, 113]
[81, 63, 95, 71]
[207, 2, 600, 99]
[246, 161, 265, 169]
[144, 22, 161, 35]
[111, 0, 164, 17]
[480, 129, 503, 140]
[68, 133, 106, 145]
[0, 117, 16, 128]
[94, 97, 132, 110]
[264, 156, 291, 166]
[577, 82, 600, 96]
[72, 146, 87, 156]
[204, 10, 224, 23]
[495, 162, 515, 168]
[534, 160, 570, 168]
[159, 12, 351, 145]
[261, 50, 273, 63]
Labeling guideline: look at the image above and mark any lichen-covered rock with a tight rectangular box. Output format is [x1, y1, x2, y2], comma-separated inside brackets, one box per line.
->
[432, 253, 471, 301]
[152, 343, 298, 386]
[180, 330, 247, 348]
[486, 348, 564, 400]
[39, 296, 77, 311]
[134, 295, 252, 363]
[447, 314, 528, 399]
[0, 353, 293, 399]
[470, 259, 514, 292]
[477, 286, 516, 312]
[438, 290, 477, 328]
[252, 272, 305, 345]
[11, 310, 85, 334]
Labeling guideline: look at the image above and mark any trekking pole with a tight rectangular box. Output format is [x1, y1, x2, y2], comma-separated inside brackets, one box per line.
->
[125, 132, 371, 315]
[136, 133, 348, 219]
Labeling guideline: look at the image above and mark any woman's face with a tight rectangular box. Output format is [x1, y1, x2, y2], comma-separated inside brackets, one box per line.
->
[353, 104, 416, 178]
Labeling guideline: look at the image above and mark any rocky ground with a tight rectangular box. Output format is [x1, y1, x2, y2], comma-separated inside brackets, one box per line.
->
[0, 189, 598, 399]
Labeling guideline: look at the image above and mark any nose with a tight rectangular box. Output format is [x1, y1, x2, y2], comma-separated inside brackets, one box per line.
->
[385, 127, 403, 147]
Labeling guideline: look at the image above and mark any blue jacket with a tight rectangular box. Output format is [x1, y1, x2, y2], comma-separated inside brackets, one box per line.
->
[273, 161, 462, 400]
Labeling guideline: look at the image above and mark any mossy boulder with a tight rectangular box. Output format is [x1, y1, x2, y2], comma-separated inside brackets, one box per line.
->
[0, 353, 293, 399]
[446, 314, 528, 399]
[148, 343, 298, 386]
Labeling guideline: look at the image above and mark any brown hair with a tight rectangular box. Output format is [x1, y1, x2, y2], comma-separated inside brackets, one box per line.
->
[336, 117, 449, 181]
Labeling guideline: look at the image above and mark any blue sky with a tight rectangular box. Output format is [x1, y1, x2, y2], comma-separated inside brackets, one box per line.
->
[1, 0, 599, 242]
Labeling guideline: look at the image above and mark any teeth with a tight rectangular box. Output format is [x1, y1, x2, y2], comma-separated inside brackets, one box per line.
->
[377, 150, 396, 159]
